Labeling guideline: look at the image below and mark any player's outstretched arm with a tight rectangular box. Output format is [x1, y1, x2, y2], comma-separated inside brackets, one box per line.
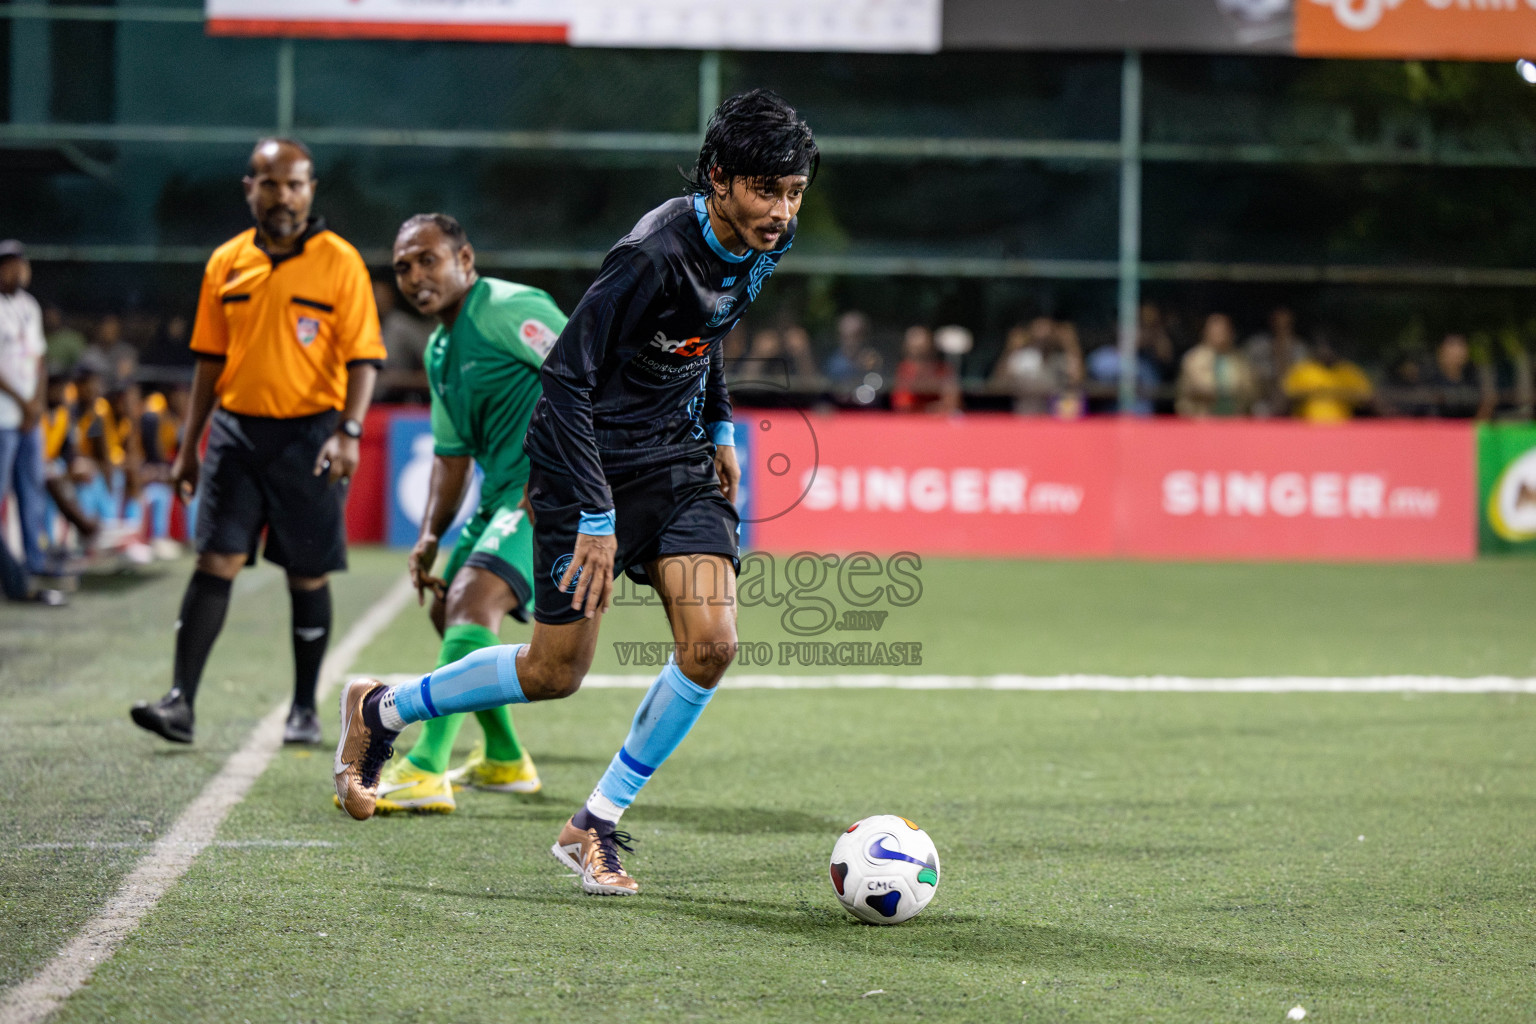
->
[704, 339, 738, 504]
[410, 453, 472, 604]
[541, 249, 661, 513]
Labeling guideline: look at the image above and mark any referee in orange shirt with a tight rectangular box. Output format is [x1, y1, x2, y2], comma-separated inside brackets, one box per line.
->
[131, 138, 385, 745]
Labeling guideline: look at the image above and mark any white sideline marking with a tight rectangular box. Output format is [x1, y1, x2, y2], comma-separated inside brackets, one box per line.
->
[0, 575, 414, 1024]
[380, 672, 1536, 694]
[21, 840, 339, 851]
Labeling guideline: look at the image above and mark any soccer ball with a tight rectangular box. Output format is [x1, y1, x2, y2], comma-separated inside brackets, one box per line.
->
[828, 814, 940, 925]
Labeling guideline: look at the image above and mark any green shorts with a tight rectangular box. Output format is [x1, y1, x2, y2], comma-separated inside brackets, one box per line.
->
[443, 499, 535, 622]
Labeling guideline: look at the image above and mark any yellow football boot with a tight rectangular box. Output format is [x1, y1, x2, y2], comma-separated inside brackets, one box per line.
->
[446, 744, 542, 794]
[372, 758, 456, 814]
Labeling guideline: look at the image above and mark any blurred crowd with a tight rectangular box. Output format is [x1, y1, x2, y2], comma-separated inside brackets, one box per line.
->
[32, 295, 1531, 427]
[715, 304, 1532, 422]
[344, 280, 1536, 421]
[31, 352, 190, 565]
[1, 307, 193, 604]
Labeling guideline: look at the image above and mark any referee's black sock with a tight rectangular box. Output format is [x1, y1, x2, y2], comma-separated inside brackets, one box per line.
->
[172, 571, 234, 705]
[290, 583, 332, 711]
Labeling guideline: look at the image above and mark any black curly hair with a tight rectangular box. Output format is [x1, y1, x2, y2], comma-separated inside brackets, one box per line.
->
[398, 212, 469, 250]
[684, 89, 819, 196]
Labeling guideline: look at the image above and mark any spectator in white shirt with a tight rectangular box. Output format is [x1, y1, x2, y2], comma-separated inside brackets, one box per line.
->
[0, 240, 63, 605]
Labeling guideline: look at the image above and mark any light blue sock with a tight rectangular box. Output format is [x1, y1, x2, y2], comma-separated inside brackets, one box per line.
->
[390, 644, 527, 725]
[591, 660, 715, 816]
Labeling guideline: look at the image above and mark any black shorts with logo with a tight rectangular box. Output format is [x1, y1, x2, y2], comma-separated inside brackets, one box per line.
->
[527, 455, 739, 626]
[195, 407, 348, 578]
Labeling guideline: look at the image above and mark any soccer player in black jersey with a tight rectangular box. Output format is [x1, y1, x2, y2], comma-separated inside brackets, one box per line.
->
[335, 90, 817, 895]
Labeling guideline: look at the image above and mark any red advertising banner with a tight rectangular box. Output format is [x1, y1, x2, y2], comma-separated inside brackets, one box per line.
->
[745, 412, 1476, 562]
[1115, 420, 1475, 561]
[341, 405, 395, 544]
[746, 413, 1120, 558]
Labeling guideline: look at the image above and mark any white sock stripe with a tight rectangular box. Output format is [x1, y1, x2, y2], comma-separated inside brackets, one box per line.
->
[586, 788, 626, 824]
[378, 688, 407, 732]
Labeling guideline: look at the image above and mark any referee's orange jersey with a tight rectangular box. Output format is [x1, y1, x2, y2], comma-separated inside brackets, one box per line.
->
[189, 219, 385, 419]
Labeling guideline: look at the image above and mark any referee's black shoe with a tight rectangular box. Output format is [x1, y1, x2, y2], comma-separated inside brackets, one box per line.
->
[130, 689, 194, 744]
[283, 705, 323, 745]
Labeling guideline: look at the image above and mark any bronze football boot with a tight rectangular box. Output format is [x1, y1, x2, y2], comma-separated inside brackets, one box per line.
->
[551, 817, 640, 896]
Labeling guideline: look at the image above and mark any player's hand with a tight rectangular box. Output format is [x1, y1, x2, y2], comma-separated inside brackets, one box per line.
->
[563, 532, 616, 619]
[409, 534, 446, 605]
[314, 433, 360, 483]
[170, 448, 199, 502]
[715, 444, 740, 505]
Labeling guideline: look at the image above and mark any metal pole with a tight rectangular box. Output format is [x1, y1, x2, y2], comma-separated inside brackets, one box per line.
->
[698, 51, 721, 133]
[276, 39, 295, 135]
[1117, 50, 1143, 414]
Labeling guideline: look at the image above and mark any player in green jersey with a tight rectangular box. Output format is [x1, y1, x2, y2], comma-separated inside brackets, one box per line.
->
[371, 212, 566, 813]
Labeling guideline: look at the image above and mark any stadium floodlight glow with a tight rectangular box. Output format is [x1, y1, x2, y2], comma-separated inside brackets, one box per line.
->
[1517, 60, 1536, 85]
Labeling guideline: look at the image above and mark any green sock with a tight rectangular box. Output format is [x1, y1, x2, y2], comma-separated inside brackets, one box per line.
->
[476, 704, 524, 763]
[405, 714, 466, 774]
[406, 624, 524, 773]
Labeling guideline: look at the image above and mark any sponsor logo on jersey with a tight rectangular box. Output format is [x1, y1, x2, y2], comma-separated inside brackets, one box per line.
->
[706, 295, 737, 328]
[649, 331, 710, 358]
[520, 319, 559, 359]
[296, 315, 320, 346]
[551, 552, 583, 593]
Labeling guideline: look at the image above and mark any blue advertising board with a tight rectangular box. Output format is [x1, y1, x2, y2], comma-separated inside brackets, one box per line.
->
[733, 416, 752, 552]
[386, 410, 482, 548]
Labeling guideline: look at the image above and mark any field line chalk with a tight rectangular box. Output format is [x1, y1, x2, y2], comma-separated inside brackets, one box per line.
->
[375, 673, 1536, 694]
[0, 575, 414, 1024]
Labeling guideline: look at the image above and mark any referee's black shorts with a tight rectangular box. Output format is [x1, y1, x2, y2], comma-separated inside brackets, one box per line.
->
[195, 407, 348, 578]
[527, 454, 740, 627]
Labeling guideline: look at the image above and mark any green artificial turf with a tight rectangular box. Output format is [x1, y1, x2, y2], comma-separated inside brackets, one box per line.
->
[357, 557, 1536, 679]
[51, 689, 1536, 1023]
[0, 551, 404, 992]
[5, 553, 1536, 1022]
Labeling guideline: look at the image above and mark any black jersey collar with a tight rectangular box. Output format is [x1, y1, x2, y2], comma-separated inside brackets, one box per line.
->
[256, 216, 327, 268]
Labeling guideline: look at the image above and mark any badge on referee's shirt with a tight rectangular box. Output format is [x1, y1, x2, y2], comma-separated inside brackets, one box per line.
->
[296, 316, 320, 346]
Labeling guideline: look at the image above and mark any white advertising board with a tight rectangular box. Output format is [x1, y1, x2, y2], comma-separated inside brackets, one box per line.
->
[205, 0, 943, 52]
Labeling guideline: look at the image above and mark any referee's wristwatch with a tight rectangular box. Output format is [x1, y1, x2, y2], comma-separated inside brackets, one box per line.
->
[339, 418, 364, 440]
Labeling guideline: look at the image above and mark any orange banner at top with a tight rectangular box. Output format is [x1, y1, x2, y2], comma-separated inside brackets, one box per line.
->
[1298, 0, 1536, 60]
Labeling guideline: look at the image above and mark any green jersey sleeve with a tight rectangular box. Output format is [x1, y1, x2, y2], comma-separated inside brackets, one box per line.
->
[430, 391, 471, 458]
[488, 290, 568, 367]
